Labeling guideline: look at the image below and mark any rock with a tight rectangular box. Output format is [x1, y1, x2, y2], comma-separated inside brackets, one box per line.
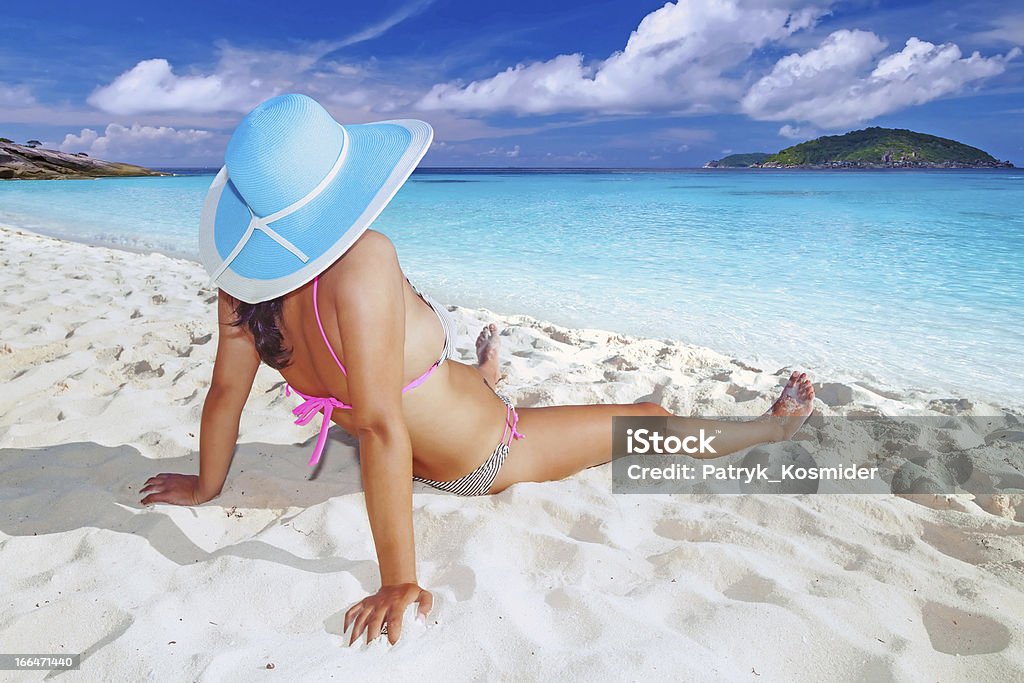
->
[0, 140, 164, 180]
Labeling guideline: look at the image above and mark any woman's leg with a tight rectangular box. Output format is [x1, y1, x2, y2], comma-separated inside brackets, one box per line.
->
[490, 372, 815, 492]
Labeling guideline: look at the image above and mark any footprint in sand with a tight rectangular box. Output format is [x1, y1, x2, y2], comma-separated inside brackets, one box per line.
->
[891, 451, 973, 495]
[567, 515, 609, 544]
[984, 428, 1024, 445]
[3, 598, 134, 674]
[921, 602, 1010, 656]
[653, 518, 714, 543]
[812, 382, 854, 407]
[739, 444, 819, 494]
[432, 564, 477, 602]
[927, 398, 974, 415]
[726, 383, 759, 403]
[722, 573, 786, 606]
[127, 360, 165, 379]
[603, 354, 639, 372]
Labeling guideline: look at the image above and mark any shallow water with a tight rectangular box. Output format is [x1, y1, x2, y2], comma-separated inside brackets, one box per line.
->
[2, 168, 1021, 406]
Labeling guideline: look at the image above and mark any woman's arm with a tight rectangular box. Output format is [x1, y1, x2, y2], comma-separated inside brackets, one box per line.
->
[141, 290, 259, 506]
[196, 291, 261, 500]
[332, 232, 431, 645]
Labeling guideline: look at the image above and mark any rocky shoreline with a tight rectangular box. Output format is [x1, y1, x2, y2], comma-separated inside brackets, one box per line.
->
[705, 158, 1015, 169]
[0, 140, 164, 180]
[753, 159, 1015, 170]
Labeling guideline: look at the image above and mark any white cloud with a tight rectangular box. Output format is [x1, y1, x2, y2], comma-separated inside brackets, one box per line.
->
[88, 58, 254, 115]
[88, 1, 438, 116]
[479, 144, 522, 158]
[335, 0, 436, 48]
[972, 14, 1024, 45]
[0, 82, 35, 106]
[778, 124, 817, 139]
[58, 123, 213, 163]
[742, 30, 1021, 128]
[86, 41, 399, 117]
[83, 41, 532, 145]
[72, 1, 1022, 153]
[417, 0, 830, 115]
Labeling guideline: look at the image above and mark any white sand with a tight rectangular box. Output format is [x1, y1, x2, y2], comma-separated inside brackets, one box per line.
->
[1, 224, 1022, 681]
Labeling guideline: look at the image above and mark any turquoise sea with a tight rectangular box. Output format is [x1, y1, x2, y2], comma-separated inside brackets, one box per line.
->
[2, 169, 1022, 408]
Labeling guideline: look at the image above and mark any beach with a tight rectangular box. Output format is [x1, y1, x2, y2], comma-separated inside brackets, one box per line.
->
[1, 222, 1022, 680]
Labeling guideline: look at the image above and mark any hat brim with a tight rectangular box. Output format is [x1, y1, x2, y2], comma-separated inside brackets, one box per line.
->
[199, 119, 433, 303]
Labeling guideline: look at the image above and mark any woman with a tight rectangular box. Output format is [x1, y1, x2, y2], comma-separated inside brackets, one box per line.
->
[139, 94, 815, 646]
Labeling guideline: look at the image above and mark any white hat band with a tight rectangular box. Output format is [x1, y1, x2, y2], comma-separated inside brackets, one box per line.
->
[210, 125, 350, 285]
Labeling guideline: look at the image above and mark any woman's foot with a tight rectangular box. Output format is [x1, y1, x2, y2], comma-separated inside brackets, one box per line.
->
[765, 371, 815, 440]
[475, 323, 504, 387]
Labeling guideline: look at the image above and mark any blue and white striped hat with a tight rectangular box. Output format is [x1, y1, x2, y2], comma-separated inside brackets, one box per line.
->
[199, 93, 432, 302]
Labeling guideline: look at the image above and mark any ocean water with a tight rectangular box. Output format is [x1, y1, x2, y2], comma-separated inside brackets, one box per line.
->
[2, 169, 1022, 408]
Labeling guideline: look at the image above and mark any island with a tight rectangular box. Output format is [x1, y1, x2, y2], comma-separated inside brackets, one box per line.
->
[704, 127, 1014, 169]
[0, 139, 165, 180]
[703, 152, 771, 168]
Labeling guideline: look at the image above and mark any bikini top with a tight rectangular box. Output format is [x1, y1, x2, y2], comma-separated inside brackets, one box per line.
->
[285, 274, 457, 466]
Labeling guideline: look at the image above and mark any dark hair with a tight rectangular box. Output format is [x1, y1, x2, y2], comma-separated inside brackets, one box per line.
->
[232, 297, 292, 369]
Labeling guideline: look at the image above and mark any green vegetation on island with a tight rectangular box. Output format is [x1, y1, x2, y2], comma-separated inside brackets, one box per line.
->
[705, 127, 1013, 169]
[0, 139, 164, 180]
[703, 152, 770, 168]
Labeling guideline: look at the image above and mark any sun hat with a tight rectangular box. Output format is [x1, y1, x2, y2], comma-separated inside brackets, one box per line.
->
[198, 93, 433, 303]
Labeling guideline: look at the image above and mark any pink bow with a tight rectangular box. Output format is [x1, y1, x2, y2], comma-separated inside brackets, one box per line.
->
[501, 402, 526, 447]
[286, 385, 352, 466]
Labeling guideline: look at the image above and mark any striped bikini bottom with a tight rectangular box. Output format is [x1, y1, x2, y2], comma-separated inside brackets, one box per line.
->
[413, 391, 525, 496]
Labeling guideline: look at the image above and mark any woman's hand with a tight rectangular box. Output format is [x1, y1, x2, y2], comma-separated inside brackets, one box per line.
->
[139, 473, 204, 506]
[344, 583, 432, 645]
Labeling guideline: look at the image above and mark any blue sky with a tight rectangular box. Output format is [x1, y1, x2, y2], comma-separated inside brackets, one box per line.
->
[1, 0, 1021, 167]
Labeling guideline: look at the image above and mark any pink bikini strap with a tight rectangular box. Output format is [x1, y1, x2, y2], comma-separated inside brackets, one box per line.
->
[313, 276, 347, 377]
[500, 400, 526, 447]
[402, 362, 438, 393]
[286, 384, 352, 466]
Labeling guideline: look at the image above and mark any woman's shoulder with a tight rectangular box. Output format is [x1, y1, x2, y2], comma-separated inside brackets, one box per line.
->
[337, 230, 397, 270]
[319, 230, 402, 300]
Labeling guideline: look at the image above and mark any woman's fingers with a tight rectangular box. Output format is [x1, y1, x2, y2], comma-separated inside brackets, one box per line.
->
[343, 603, 364, 634]
[416, 590, 433, 619]
[348, 606, 374, 646]
[365, 608, 388, 645]
[343, 587, 432, 646]
[385, 606, 403, 645]
[387, 589, 431, 644]
[140, 473, 172, 494]
[139, 474, 199, 506]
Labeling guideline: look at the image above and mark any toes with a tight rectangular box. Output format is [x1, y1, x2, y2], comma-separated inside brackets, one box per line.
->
[783, 371, 814, 402]
[797, 378, 814, 401]
[476, 326, 492, 349]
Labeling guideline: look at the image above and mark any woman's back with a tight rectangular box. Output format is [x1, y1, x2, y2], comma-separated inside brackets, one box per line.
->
[275, 230, 511, 480]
